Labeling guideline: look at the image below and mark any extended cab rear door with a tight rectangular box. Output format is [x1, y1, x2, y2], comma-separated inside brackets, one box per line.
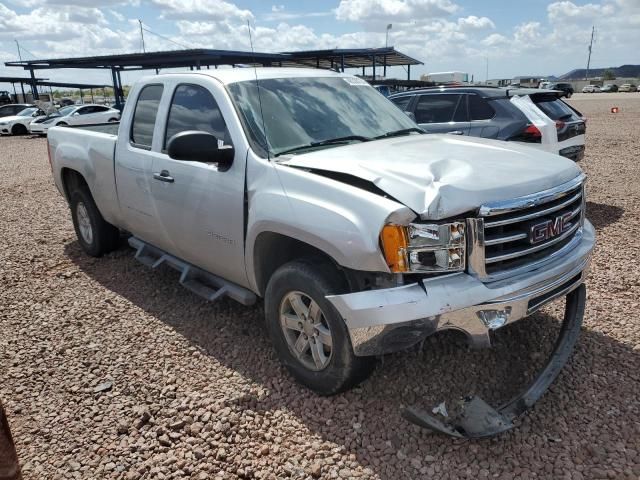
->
[148, 77, 249, 288]
[114, 83, 168, 247]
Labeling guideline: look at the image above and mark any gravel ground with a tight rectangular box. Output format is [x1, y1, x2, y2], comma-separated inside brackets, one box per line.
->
[1, 95, 639, 480]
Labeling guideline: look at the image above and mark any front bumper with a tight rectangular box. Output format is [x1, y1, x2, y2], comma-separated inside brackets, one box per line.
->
[327, 220, 595, 357]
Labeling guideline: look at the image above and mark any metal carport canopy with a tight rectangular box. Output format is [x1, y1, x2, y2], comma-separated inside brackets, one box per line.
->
[4, 47, 424, 105]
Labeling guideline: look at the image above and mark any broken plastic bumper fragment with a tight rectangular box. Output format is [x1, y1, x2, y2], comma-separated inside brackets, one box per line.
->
[402, 284, 586, 438]
[326, 221, 594, 356]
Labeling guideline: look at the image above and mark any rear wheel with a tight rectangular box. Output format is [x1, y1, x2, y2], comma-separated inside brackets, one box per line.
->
[69, 187, 120, 257]
[108, 118, 118, 123]
[265, 260, 375, 395]
[11, 124, 27, 135]
[565, 92, 572, 98]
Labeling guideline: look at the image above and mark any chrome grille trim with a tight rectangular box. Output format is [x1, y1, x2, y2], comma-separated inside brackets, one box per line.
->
[468, 174, 586, 282]
[483, 191, 583, 228]
[478, 174, 586, 217]
[485, 221, 580, 264]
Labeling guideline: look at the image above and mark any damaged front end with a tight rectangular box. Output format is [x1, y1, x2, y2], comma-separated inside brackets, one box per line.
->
[403, 284, 586, 438]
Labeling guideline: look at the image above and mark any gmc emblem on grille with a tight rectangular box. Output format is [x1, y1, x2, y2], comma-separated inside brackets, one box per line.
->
[529, 212, 573, 244]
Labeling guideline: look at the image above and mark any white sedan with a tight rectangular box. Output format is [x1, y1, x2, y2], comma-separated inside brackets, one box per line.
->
[30, 104, 120, 135]
[582, 85, 601, 93]
[0, 107, 46, 135]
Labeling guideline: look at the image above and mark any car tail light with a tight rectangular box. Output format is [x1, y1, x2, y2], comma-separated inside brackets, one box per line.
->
[509, 124, 542, 143]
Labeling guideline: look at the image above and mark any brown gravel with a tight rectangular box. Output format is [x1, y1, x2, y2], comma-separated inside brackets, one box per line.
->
[1, 94, 639, 480]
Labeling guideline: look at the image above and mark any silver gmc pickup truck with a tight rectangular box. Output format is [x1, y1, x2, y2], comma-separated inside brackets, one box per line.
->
[48, 68, 595, 438]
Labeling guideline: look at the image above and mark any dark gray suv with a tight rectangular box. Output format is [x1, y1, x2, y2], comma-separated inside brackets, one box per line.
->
[389, 87, 538, 140]
[389, 86, 586, 161]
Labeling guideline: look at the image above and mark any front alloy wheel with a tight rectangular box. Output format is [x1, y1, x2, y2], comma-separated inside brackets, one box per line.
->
[265, 260, 375, 395]
[280, 291, 333, 371]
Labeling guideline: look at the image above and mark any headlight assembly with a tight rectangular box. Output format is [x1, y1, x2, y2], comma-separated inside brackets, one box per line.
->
[380, 221, 466, 273]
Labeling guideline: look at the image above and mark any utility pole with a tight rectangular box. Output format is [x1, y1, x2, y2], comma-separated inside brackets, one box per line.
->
[585, 25, 595, 81]
[15, 39, 22, 62]
[485, 56, 489, 84]
[139, 20, 146, 53]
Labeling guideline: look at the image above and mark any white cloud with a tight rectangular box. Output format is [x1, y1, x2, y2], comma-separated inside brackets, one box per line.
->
[457, 15, 494, 30]
[481, 33, 508, 47]
[150, 0, 253, 21]
[335, 0, 459, 23]
[271, 4, 284, 12]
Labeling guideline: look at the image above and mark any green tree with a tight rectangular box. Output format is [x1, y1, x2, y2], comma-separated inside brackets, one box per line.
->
[603, 69, 616, 80]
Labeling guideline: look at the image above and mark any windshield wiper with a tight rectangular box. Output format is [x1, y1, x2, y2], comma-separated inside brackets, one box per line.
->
[274, 135, 371, 157]
[374, 127, 425, 139]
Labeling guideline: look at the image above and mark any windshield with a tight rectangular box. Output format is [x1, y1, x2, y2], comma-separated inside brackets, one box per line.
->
[16, 107, 38, 116]
[227, 76, 418, 157]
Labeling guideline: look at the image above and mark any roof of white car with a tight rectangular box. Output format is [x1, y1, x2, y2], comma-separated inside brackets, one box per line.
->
[154, 67, 350, 85]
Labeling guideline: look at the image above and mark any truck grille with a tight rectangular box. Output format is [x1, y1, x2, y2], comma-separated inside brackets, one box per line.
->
[468, 174, 585, 281]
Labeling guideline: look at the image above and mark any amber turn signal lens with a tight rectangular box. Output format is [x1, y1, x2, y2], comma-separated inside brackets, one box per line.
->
[380, 225, 409, 272]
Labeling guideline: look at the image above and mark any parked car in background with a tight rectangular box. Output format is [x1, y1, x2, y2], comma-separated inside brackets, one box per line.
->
[0, 107, 46, 135]
[388, 86, 586, 161]
[547, 82, 574, 98]
[582, 85, 601, 93]
[0, 91, 12, 105]
[0, 104, 34, 119]
[601, 84, 618, 92]
[618, 84, 637, 92]
[47, 68, 595, 438]
[59, 98, 75, 107]
[32, 104, 120, 134]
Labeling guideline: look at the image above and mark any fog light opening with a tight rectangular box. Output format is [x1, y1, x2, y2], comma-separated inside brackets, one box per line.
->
[477, 307, 512, 330]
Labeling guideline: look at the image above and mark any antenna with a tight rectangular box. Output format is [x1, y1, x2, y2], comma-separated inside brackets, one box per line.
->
[585, 25, 595, 81]
[247, 20, 270, 161]
[15, 40, 22, 62]
[139, 20, 146, 53]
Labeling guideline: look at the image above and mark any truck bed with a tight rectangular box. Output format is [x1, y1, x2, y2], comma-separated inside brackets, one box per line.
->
[47, 123, 122, 227]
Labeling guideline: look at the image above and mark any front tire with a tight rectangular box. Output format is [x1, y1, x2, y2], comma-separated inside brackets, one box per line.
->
[11, 124, 27, 135]
[265, 260, 375, 395]
[69, 187, 120, 257]
[566, 92, 572, 98]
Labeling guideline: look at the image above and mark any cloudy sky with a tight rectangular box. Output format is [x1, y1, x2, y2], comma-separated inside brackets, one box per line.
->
[0, 0, 638, 87]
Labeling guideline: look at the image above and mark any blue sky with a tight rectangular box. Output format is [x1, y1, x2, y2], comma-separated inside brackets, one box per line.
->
[0, 0, 638, 87]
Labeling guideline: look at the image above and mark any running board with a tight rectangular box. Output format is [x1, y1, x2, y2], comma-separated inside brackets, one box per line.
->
[128, 237, 257, 306]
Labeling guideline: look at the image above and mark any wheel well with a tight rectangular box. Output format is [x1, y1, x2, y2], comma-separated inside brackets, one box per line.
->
[61, 168, 89, 200]
[253, 232, 347, 297]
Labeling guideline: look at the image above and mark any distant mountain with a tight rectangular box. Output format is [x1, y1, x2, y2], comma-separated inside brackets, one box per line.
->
[559, 65, 640, 80]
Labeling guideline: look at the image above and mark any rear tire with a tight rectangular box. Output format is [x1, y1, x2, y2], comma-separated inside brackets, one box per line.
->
[265, 259, 375, 395]
[11, 124, 27, 135]
[566, 92, 572, 98]
[69, 187, 120, 257]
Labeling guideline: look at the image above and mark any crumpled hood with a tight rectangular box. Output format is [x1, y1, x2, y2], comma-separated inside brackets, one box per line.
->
[280, 134, 582, 220]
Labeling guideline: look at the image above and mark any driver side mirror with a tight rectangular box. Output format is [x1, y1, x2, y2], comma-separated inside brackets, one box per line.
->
[404, 111, 416, 122]
[167, 131, 234, 171]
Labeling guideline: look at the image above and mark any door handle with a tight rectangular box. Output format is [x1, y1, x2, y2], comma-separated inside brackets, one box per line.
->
[448, 130, 464, 135]
[153, 170, 174, 183]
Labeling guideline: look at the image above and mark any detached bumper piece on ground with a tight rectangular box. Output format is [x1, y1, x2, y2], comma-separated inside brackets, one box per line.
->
[403, 285, 586, 438]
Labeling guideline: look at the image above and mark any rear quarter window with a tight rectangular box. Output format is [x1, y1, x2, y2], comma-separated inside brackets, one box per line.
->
[531, 96, 580, 121]
[131, 84, 164, 149]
